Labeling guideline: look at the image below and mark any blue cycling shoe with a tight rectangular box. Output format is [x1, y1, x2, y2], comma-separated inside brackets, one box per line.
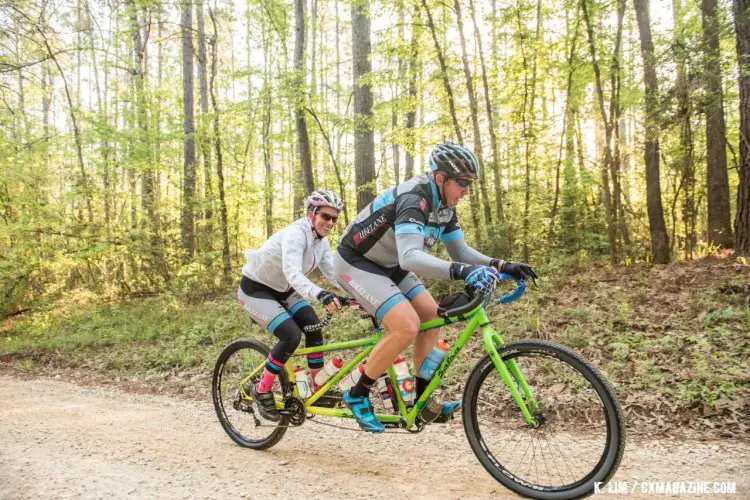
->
[433, 400, 462, 423]
[342, 390, 385, 433]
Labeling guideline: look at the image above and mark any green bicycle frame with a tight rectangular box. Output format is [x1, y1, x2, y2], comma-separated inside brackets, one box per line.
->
[261, 298, 543, 430]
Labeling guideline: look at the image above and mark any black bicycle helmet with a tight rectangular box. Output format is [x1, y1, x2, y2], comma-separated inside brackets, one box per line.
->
[429, 142, 480, 177]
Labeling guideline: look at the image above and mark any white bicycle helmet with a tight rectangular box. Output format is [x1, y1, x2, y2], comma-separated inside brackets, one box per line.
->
[305, 189, 344, 212]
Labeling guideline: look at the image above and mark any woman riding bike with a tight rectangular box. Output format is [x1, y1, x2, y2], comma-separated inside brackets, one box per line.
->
[334, 142, 537, 432]
[238, 190, 345, 421]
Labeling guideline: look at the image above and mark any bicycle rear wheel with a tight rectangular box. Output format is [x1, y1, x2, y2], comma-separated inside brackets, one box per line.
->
[463, 340, 625, 499]
[212, 338, 290, 449]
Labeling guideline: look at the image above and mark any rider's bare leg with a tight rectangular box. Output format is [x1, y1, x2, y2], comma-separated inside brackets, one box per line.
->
[407, 290, 441, 371]
[362, 301, 420, 380]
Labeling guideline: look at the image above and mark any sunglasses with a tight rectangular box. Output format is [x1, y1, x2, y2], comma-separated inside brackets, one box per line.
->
[318, 213, 338, 223]
[452, 177, 474, 189]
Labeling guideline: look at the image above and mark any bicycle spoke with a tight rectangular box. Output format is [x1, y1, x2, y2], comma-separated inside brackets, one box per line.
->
[212, 340, 289, 449]
[465, 341, 624, 497]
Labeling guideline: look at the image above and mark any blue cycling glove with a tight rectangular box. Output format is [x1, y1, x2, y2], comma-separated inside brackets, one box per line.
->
[450, 263, 501, 293]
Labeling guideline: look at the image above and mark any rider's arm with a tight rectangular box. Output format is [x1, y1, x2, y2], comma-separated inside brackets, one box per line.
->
[318, 244, 343, 291]
[281, 225, 324, 300]
[441, 213, 495, 266]
[393, 193, 453, 280]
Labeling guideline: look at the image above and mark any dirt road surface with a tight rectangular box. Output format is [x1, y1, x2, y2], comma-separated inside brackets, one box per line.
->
[1, 374, 747, 499]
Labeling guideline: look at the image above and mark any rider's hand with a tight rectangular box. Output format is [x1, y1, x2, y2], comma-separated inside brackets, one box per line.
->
[451, 264, 501, 293]
[500, 261, 538, 281]
[317, 290, 342, 314]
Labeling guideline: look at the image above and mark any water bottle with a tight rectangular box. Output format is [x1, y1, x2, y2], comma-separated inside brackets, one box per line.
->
[393, 356, 415, 404]
[418, 340, 450, 380]
[376, 375, 397, 411]
[313, 356, 343, 386]
[338, 364, 365, 392]
[418, 397, 443, 424]
[294, 366, 312, 399]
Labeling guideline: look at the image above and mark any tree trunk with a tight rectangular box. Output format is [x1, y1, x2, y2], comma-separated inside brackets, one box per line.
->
[404, 5, 420, 179]
[352, 0, 376, 211]
[455, 0, 495, 247]
[208, 5, 232, 281]
[295, 0, 315, 202]
[263, 99, 273, 239]
[469, 0, 503, 224]
[611, 2, 631, 253]
[304, 106, 350, 224]
[155, 5, 163, 204]
[197, 0, 214, 243]
[127, 0, 164, 279]
[674, 0, 696, 258]
[549, 10, 581, 250]
[262, 23, 274, 238]
[181, 0, 197, 261]
[422, 0, 463, 144]
[335, 0, 341, 117]
[702, 0, 734, 248]
[423, 0, 482, 238]
[582, 0, 620, 262]
[392, 5, 404, 186]
[128, 2, 153, 230]
[516, 0, 542, 262]
[87, 4, 110, 233]
[633, 0, 670, 263]
[734, 0, 750, 255]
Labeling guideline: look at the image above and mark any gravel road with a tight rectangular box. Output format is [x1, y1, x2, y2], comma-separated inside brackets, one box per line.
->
[0, 374, 746, 499]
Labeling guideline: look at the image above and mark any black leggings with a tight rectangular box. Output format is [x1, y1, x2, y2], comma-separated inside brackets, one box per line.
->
[269, 307, 324, 371]
[238, 276, 324, 373]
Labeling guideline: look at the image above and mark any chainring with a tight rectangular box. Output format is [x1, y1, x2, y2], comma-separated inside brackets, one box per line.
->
[281, 396, 307, 426]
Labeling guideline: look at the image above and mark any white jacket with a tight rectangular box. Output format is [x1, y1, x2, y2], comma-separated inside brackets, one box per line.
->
[242, 217, 339, 300]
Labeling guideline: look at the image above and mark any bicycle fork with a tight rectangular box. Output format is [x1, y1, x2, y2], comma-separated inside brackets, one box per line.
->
[479, 313, 541, 427]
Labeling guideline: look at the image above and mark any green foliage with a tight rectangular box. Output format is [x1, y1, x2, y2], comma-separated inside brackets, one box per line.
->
[0, 0, 747, 437]
[2, 259, 748, 432]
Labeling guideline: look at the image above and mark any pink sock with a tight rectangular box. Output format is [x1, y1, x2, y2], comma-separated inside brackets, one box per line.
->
[257, 369, 276, 393]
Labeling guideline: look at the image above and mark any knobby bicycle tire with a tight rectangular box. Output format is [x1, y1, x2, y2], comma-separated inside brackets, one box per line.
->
[212, 338, 290, 450]
[462, 339, 625, 499]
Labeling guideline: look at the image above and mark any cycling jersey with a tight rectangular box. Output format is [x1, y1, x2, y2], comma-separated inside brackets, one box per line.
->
[338, 172, 493, 278]
[242, 217, 339, 300]
[335, 172, 494, 320]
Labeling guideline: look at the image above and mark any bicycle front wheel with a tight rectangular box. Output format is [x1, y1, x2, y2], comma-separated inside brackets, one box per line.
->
[212, 338, 290, 450]
[463, 340, 625, 499]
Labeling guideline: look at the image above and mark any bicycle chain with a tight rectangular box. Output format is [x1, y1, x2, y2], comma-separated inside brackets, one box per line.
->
[247, 415, 421, 434]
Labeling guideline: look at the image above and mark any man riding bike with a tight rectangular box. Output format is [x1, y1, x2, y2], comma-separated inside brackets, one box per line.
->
[334, 142, 537, 432]
[238, 190, 345, 421]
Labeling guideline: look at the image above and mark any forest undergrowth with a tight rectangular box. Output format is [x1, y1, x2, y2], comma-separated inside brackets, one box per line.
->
[2, 255, 748, 437]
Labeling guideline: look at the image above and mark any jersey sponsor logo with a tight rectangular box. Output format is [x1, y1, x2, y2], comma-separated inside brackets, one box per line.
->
[408, 217, 425, 227]
[423, 226, 440, 248]
[240, 303, 271, 324]
[340, 274, 382, 308]
[352, 214, 388, 246]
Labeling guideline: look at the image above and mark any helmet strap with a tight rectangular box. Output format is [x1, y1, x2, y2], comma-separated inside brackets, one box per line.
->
[433, 172, 447, 207]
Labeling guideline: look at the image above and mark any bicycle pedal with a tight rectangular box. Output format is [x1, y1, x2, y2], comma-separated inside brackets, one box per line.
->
[383, 420, 404, 429]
